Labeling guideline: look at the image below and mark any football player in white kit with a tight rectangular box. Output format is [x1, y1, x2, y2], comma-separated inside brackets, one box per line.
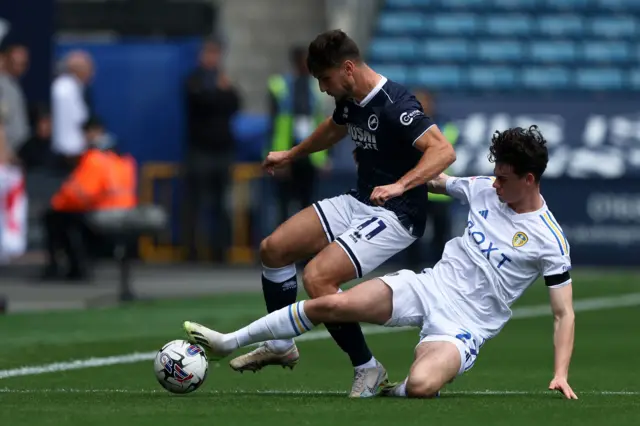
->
[184, 125, 578, 399]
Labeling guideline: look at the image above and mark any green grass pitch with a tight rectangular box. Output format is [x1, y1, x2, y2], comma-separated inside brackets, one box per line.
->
[0, 270, 638, 426]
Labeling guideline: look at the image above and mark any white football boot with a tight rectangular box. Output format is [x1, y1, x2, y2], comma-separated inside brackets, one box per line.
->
[228, 342, 300, 373]
[183, 321, 233, 360]
[349, 360, 389, 398]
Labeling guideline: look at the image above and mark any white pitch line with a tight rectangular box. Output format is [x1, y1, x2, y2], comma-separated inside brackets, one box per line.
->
[0, 388, 637, 396]
[1, 292, 639, 381]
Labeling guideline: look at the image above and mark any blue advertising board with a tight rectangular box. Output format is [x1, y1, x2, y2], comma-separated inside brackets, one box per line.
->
[542, 179, 640, 266]
[437, 95, 640, 179]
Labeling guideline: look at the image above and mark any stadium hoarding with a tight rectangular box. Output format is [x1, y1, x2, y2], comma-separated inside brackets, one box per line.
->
[437, 95, 640, 179]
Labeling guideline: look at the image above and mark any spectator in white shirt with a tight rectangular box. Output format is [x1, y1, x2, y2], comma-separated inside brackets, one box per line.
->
[51, 50, 94, 162]
[0, 44, 30, 158]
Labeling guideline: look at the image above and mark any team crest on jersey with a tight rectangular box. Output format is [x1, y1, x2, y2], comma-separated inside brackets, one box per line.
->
[512, 232, 528, 248]
[367, 114, 379, 131]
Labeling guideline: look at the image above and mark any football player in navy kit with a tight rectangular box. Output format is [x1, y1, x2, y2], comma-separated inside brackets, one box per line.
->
[225, 29, 456, 397]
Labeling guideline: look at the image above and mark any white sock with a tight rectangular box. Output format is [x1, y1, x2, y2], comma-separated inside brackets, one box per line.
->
[262, 263, 296, 282]
[393, 379, 408, 397]
[355, 357, 378, 369]
[263, 264, 297, 351]
[224, 301, 314, 351]
[265, 339, 296, 353]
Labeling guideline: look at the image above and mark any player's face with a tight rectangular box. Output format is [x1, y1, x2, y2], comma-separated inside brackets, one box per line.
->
[315, 61, 355, 101]
[492, 163, 535, 204]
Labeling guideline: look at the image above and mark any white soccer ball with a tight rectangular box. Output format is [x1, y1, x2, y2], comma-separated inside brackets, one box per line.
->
[154, 339, 208, 394]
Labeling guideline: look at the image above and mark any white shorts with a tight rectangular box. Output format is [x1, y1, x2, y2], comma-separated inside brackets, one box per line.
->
[379, 268, 485, 376]
[313, 194, 417, 278]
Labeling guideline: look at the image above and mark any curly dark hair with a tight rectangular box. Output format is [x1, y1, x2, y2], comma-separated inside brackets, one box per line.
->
[488, 125, 549, 182]
[307, 29, 361, 76]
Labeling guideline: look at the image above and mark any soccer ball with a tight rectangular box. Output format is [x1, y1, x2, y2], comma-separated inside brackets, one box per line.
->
[154, 339, 208, 394]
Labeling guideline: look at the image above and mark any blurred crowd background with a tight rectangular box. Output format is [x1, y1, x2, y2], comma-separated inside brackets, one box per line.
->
[0, 0, 639, 285]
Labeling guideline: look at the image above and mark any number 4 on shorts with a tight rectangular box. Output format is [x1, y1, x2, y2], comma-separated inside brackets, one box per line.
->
[356, 217, 387, 240]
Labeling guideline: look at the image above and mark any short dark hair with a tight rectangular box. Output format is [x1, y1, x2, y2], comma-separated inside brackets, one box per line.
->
[306, 29, 361, 76]
[488, 125, 549, 182]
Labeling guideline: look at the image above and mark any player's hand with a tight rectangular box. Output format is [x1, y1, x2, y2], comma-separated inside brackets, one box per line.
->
[370, 183, 405, 206]
[548, 376, 578, 399]
[263, 150, 293, 176]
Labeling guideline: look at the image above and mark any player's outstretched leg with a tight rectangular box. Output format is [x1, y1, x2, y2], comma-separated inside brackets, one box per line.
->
[237, 206, 331, 372]
[380, 341, 460, 398]
[184, 278, 394, 396]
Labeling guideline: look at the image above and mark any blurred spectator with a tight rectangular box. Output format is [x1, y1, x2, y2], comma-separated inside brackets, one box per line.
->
[0, 44, 30, 158]
[0, 159, 27, 264]
[268, 46, 329, 225]
[408, 89, 459, 268]
[17, 104, 63, 172]
[183, 38, 241, 263]
[51, 50, 94, 166]
[42, 116, 136, 281]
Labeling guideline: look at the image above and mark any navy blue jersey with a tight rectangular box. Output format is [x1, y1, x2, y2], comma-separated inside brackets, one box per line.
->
[332, 77, 435, 237]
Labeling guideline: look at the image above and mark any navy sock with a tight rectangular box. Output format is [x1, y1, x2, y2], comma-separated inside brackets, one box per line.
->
[325, 322, 373, 367]
[261, 270, 298, 313]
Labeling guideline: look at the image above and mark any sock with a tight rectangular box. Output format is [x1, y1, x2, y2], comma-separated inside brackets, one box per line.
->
[392, 379, 408, 397]
[225, 301, 315, 351]
[324, 288, 375, 368]
[325, 322, 374, 368]
[261, 264, 298, 352]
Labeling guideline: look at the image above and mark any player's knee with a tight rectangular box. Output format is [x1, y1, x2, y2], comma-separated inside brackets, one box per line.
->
[405, 375, 442, 399]
[315, 294, 349, 321]
[302, 263, 337, 298]
[260, 235, 288, 267]
[302, 264, 323, 298]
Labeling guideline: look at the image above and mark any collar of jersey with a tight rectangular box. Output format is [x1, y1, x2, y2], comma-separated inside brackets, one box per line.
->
[500, 195, 547, 220]
[353, 75, 387, 108]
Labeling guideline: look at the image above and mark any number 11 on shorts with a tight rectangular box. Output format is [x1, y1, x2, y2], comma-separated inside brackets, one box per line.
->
[356, 217, 387, 240]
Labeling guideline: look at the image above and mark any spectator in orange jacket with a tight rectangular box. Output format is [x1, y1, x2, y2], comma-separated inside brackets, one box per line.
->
[42, 117, 137, 281]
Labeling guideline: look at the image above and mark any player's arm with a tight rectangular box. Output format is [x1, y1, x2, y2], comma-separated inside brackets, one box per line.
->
[548, 282, 577, 399]
[370, 102, 456, 205]
[396, 126, 456, 192]
[426, 173, 452, 195]
[263, 117, 346, 175]
[541, 233, 578, 400]
[288, 117, 347, 160]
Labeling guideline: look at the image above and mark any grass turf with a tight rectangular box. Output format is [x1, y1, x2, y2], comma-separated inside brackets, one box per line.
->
[0, 270, 638, 426]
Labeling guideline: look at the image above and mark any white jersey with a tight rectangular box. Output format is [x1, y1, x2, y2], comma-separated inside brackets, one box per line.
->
[428, 176, 572, 341]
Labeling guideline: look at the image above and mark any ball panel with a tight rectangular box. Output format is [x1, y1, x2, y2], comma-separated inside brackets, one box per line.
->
[154, 339, 208, 394]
